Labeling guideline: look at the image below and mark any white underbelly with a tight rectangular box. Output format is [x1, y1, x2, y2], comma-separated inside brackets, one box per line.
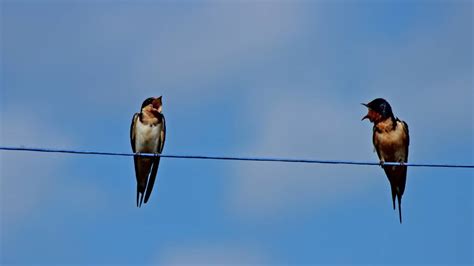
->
[135, 121, 162, 153]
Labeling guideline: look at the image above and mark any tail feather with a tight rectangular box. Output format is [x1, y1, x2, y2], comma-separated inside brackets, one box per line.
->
[397, 194, 403, 224]
[136, 187, 139, 207]
[144, 157, 160, 204]
[137, 185, 145, 208]
[391, 186, 396, 210]
[134, 156, 151, 208]
[139, 192, 145, 207]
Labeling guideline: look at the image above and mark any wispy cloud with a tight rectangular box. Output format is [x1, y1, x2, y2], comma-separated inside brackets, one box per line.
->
[158, 243, 267, 266]
[129, 3, 309, 106]
[2, 2, 310, 112]
[0, 108, 107, 228]
[1, 108, 74, 227]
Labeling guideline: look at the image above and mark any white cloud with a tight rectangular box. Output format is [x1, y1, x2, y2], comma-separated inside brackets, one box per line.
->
[158, 244, 266, 266]
[4, 3, 310, 111]
[1, 2, 304, 104]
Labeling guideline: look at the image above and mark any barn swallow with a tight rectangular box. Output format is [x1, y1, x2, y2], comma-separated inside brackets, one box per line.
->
[362, 98, 410, 223]
[130, 96, 166, 207]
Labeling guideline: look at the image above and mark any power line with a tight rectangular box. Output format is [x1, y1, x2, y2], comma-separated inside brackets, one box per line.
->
[1, 146, 472, 169]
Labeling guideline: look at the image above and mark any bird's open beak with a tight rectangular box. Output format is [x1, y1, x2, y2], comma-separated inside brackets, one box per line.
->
[361, 103, 369, 120]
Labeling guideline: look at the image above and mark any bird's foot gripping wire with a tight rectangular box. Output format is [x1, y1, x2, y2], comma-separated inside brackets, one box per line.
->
[379, 160, 385, 167]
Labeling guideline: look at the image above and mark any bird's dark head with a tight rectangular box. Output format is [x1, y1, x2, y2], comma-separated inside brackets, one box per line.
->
[141, 96, 163, 113]
[362, 98, 394, 123]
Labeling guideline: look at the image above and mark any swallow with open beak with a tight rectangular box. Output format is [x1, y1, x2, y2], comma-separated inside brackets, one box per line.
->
[130, 96, 166, 207]
[362, 98, 410, 223]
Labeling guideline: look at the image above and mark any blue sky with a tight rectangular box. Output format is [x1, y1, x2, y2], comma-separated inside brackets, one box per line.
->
[1, 1, 472, 265]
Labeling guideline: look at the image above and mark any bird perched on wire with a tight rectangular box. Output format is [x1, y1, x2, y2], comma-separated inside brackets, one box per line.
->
[130, 96, 166, 207]
[362, 98, 410, 223]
